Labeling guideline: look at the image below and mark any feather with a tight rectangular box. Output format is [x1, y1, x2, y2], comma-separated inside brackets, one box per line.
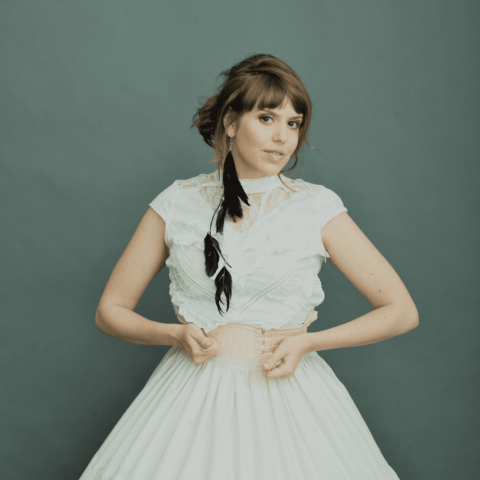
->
[215, 201, 227, 235]
[223, 151, 250, 222]
[203, 150, 247, 315]
[204, 233, 220, 277]
[223, 193, 244, 222]
[224, 151, 250, 206]
[214, 266, 232, 315]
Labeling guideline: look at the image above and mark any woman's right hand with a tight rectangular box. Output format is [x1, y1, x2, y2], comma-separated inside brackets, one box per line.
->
[174, 322, 220, 365]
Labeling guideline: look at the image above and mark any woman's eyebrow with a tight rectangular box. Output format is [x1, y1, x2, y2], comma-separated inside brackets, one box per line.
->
[260, 109, 303, 120]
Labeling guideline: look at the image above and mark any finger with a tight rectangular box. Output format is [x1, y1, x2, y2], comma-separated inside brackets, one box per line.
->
[266, 366, 290, 379]
[263, 356, 284, 371]
[183, 334, 215, 356]
[199, 336, 219, 354]
[202, 340, 218, 352]
[188, 329, 214, 351]
[189, 339, 219, 364]
[265, 360, 292, 379]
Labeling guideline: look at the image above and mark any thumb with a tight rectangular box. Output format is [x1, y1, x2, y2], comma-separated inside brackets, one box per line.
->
[203, 338, 214, 349]
[189, 328, 215, 350]
[201, 334, 216, 350]
[262, 353, 276, 370]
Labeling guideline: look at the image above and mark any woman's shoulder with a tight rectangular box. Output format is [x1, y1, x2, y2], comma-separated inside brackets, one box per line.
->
[149, 170, 220, 220]
[175, 170, 220, 192]
[281, 176, 348, 223]
[151, 170, 219, 200]
[281, 175, 341, 200]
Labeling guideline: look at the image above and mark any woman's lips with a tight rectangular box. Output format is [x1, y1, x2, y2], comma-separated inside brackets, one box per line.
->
[264, 150, 284, 159]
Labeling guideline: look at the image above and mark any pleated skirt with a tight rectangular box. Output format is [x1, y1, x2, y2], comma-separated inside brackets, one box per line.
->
[79, 311, 400, 480]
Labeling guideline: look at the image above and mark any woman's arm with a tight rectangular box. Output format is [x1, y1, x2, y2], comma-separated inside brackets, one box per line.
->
[304, 212, 419, 354]
[94, 207, 182, 346]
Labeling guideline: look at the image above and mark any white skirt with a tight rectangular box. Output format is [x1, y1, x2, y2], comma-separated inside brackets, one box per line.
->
[79, 336, 400, 479]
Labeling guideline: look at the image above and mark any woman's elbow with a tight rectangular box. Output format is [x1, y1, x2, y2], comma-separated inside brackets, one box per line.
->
[95, 307, 108, 333]
[402, 304, 419, 332]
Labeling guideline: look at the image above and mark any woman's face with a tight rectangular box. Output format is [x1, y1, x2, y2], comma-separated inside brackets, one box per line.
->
[224, 97, 303, 179]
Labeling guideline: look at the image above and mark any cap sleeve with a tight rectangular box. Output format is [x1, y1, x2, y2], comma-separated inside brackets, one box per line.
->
[149, 180, 178, 224]
[315, 185, 348, 260]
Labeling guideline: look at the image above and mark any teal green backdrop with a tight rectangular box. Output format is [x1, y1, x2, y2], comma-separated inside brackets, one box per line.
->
[1, 1, 478, 479]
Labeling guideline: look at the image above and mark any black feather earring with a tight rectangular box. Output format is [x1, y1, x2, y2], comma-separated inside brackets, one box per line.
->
[203, 137, 250, 316]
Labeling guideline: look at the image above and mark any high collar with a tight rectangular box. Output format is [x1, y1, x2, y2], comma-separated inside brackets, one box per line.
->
[213, 169, 285, 194]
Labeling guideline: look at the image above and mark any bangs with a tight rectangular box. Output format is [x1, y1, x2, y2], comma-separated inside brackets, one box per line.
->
[236, 74, 307, 122]
[207, 54, 313, 166]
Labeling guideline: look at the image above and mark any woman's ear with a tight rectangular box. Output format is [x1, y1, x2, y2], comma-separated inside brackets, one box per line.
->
[223, 109, 236, 138]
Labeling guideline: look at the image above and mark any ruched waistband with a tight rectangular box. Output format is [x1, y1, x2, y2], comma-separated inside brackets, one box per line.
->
[176, 309, 318, 386]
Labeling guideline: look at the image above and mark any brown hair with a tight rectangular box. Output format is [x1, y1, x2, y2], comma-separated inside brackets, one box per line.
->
[191, 54, 313, 183]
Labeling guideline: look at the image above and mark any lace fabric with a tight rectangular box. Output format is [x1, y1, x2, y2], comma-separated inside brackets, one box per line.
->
[149, 169, 348, 332]
[178, 172, 312, 234]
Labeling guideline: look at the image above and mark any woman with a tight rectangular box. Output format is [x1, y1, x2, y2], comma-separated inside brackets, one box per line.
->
[80, 54, 418, 479]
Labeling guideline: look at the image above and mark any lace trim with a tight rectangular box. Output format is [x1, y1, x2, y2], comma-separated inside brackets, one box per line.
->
[174, 173, 316, 235]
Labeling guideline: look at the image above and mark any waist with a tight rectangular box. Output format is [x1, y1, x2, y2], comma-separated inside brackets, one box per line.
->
[176, 309, 317, 363]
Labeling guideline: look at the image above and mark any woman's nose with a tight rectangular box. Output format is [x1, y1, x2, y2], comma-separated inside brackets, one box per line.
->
[272, 124, 288, 143]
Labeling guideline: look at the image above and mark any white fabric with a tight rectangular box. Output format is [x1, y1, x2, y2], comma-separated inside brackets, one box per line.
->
[79, 169, 401, 480]
[148, 169, 348, 333]
[80, 348, 400, 480]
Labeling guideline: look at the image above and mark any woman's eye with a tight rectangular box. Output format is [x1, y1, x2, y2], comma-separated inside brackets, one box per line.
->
[260, 116, 301, 129]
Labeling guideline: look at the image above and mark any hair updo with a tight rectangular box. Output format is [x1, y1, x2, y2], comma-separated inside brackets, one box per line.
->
[191, 53, 313, 178]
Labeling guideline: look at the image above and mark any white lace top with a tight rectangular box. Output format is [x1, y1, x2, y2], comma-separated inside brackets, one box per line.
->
[149, 169, 348, 333]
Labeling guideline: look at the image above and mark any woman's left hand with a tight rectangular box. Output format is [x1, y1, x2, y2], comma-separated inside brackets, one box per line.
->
[262, 333, 310, 380]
